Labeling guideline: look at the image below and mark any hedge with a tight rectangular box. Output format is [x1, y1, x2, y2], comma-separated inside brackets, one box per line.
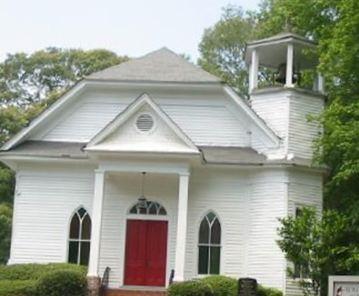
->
[0, 280, 36, 296]
[0, 263, 87, 296]
[36, 270, 87, 296]
[168, 280, 213, 296]
[201, 276, 237, 296]
[167, 276, 283, 296]
[257, 285, 283, 296]
[0, 263, 86, 281]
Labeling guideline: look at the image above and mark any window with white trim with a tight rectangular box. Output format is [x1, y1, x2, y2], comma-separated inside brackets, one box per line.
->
[129, 200, 167, 215]
[68, 208, 91, 266]
[198, 212, 221, 275]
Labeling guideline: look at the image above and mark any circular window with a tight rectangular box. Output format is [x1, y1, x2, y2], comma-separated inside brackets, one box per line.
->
[136, 114, 154, 132]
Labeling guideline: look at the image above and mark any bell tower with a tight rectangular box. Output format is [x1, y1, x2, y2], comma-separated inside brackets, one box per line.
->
[245, 33, 325, 160]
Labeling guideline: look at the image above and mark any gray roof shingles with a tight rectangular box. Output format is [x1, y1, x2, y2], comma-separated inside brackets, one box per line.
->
[1, 141, 324, 169]
[0, 141, 86, 158]
[86, 47, 221, 83]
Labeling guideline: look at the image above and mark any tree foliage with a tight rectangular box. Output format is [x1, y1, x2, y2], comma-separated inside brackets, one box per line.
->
[0, 48, 127, 107]
[198, 6, 256, 97]
[278, 208, 359, 295]
[0, 204, 12, 264]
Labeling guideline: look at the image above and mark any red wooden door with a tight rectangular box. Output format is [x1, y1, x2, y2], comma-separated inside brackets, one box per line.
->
[124, 220, 168, 286]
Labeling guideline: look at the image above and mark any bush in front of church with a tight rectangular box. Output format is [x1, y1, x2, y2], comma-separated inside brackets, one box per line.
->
[168, 279, 213, 296]
[257, 285, 283, 296]
[201, 275, 237, 296]
[0, 263, 87, 296]
[167, 276, 283, 296]
[0, 280, 36, 296]
[35, 269, 87, 296]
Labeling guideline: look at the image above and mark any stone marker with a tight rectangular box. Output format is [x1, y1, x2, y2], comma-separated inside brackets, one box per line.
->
[238, 278, 258, 296]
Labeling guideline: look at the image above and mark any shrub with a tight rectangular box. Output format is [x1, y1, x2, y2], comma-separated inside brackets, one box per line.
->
[0, 263, 87, 296]
[257, 285, 283, 296]
[0, 263, 86, 281]
[0, 280, 36, 296]
[35, 270, 87, 296]
[202, 275, 237, 296]
[168, 280, 213, 296]
[167, 276, 283, 296]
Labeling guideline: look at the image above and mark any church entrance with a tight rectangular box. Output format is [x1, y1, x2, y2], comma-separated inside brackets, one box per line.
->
[124, 219, 168, 286]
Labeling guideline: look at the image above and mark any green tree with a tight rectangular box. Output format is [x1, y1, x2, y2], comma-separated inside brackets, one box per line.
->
[0, 204, 12, 263]
[278, 208, 359, 296]
[198, 5, 256, 97]
[0, 48, 128, 107]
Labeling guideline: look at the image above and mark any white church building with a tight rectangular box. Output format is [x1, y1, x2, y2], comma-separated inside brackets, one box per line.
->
[0, 33, 325, 295]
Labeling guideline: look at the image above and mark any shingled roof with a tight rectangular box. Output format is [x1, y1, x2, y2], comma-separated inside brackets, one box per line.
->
[86, 47, 221, 83]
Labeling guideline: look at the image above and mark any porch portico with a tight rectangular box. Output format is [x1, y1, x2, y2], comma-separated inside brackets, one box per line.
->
[87, 158, 191, 289]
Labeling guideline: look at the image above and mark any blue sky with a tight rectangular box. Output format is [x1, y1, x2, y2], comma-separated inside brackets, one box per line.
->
[0, 0, 261, 62]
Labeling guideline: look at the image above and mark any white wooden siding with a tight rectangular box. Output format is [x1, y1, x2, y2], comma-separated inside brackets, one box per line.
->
[246, 170, 287, 289]
[288, 94, 324, 159]
[185, 168, 287, 290]
[33, 90, 252, 147]
[9, 163, 94, 264]
[250, 92, 289, 157]
[251, 90, 324, 161]
[9, 162, 323, 293]
[285, 170, 323, 295]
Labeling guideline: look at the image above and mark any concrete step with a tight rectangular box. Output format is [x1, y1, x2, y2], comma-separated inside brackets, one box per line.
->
[105, 289, 166, 296]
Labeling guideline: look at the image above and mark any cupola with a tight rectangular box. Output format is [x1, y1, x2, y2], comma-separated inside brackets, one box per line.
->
[245, 32, 325, 94]
[245, 32, 325, 161]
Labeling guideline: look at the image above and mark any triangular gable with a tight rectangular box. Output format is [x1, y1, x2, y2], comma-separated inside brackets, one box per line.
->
[85, 93, 199, 154]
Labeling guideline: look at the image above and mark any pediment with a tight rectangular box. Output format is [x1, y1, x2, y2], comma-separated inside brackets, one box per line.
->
[85, 93, 199, 154]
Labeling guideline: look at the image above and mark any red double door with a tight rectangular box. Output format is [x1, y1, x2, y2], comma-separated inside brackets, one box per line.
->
[124, 219, 168, 286]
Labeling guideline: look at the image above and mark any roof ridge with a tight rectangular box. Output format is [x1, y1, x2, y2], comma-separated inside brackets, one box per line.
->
[86, 47, 221, 83]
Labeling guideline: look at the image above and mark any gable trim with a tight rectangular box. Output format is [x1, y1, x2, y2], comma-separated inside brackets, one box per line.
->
[1, 81, 87, 151]
[223, 86, 280, 145]
[85, 93, 199, 154]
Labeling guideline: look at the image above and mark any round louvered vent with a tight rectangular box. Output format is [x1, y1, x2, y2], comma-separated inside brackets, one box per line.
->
[136, 114, 154, 132]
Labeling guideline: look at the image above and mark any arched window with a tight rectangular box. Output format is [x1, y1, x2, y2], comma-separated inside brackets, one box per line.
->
[129, 200, 167, 215]
[68, 208, 91, 266]
[198, 212, 221, 275]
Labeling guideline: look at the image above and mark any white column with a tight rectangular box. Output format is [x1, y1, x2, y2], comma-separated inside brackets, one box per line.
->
[285, 43, 294, 87]
[88, 170, 105, 277]
[249, 49, 259, 93]
[174, 173, 190, 282]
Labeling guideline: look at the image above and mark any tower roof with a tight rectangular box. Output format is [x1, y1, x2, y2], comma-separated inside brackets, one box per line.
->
[246, 32, 316, 48]
[87, 47, 221, 84]
[245, 32, 318, 69]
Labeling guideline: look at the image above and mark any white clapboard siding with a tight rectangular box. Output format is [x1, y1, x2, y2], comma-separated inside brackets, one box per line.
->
[285, 170, 323, 296]
[185, 168, 250, 280]
[10, 164, 94, 264]
[288, 94, 324, 159]
[34, 90, 251, 146]
[98, 172, 179, 288]
[250, 92, 289, 156]
[250, 90, 324, 160]
[185, 168, 287, 291]
[9, 161, 322, 293]
[246, 170, 287, 289]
